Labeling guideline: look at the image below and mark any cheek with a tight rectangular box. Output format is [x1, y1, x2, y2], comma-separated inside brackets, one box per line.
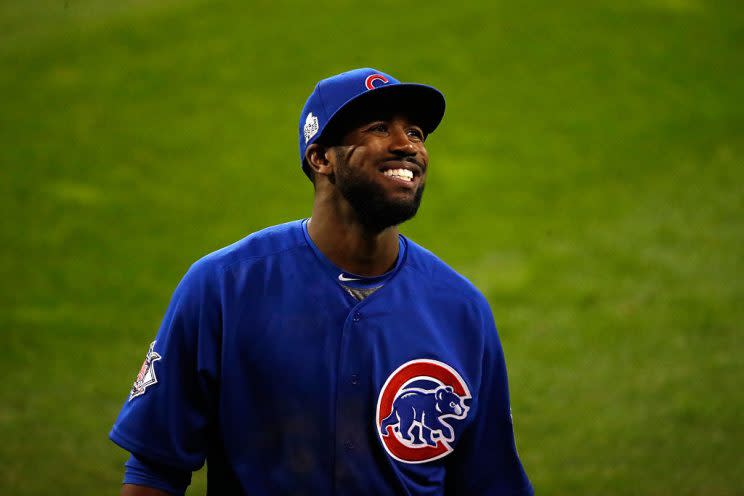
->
[346, 146, 382, 172]
[419, 147, 429, 164]
[343, 145, 368, 167]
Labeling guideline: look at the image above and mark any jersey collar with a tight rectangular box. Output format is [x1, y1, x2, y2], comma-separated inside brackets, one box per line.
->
[300, 218, 407, 289]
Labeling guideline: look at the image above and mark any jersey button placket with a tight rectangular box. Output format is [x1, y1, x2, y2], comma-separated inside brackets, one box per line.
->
[335, 308, 364, 488]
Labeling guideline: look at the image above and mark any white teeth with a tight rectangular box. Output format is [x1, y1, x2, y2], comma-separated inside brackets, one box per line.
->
[383, 168, 414, 181]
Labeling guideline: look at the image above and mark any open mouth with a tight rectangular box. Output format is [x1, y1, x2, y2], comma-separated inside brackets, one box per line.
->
[382, 168, 414, 182]
[379, 160, 422, 185]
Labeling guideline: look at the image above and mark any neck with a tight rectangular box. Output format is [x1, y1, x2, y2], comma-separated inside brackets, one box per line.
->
[307, 193, 400, 277]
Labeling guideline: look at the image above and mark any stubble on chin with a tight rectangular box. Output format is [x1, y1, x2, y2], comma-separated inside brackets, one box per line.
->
[335, 164, 425, 231]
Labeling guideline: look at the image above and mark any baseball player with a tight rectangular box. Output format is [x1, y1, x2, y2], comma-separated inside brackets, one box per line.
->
[111, 68, 533, 496]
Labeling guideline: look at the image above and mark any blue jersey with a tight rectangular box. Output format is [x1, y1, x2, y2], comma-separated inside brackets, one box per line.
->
[110, 220, 533, 495]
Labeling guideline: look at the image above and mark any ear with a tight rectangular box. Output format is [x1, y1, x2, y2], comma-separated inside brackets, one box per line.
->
[305, 143, 334, 179]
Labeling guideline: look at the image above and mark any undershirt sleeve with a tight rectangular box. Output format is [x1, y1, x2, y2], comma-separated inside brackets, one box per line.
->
[123, 454, 192, 496]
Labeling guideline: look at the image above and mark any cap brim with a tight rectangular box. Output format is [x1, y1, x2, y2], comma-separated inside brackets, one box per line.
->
[320, 83, 446, 142]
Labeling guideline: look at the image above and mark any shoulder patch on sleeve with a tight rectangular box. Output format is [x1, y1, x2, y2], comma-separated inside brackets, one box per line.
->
[129, 341, 162, 401]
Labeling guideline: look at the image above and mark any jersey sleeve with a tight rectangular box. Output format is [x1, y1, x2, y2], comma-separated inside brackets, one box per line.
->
[123, 454, 192, 496]
[109, 259, 222, 472]
[445, 299, 534, 495]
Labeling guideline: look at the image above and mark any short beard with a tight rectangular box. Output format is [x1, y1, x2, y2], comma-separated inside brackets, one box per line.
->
[334, 152, 425, 232]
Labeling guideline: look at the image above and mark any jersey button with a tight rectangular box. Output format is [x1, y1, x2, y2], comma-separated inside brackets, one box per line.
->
[344, 440, 354, 450]
[352, 312, 361, 322]
[351, 374, 359, 385]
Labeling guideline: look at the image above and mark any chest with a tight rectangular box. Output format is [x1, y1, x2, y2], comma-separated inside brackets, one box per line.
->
[214, 268, 485, 493]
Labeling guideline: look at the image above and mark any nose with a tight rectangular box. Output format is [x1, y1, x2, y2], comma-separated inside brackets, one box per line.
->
[387, 125, 416, 156]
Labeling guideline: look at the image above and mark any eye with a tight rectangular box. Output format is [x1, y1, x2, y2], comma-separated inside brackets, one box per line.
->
[407, 127, 425, 141]
[367, 122, 388, 133]
[449, 401, 456, 408]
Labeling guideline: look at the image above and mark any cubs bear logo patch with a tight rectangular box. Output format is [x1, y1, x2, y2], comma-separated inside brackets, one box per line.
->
[129, 341, 161, 401]
[376, 359, 471, 463]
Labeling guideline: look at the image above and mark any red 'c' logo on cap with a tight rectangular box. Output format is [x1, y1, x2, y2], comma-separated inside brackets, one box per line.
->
[365, 73, 389, 90]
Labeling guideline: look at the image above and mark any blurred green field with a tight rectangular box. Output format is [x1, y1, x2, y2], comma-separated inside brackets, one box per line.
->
[1, 0, 742, 494]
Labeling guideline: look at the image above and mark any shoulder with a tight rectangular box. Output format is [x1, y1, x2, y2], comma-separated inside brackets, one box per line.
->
[401, 237, 502, 353]
[177, 219, 307, 291]
[403, 237, 490, 310]
[191, 219, 305, 271]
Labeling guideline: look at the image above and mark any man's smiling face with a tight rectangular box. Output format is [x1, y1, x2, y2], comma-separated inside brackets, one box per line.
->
[329, 111, 430, 231]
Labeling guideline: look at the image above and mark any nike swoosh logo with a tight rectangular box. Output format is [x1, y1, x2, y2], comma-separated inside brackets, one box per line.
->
[338, 273, 361, 282]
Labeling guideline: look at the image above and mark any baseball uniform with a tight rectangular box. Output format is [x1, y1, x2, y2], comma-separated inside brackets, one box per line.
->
[110, 219, 533, 495]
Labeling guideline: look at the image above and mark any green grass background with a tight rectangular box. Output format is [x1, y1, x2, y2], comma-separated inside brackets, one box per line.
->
[1, 0, 742, 494]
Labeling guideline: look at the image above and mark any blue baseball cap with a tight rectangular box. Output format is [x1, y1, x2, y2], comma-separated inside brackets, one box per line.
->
[298, 68, 446, 178]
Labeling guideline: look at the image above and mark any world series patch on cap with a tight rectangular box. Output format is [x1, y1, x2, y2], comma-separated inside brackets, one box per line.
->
[298, 67, 446, 177]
